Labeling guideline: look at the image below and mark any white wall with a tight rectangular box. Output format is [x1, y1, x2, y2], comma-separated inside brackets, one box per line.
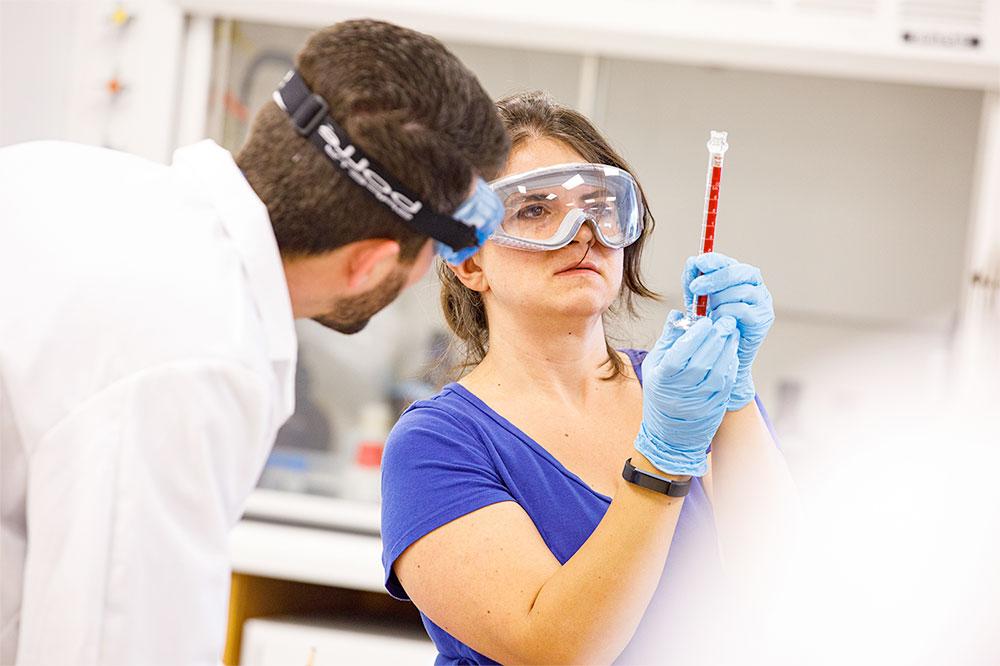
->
[0, 1, 82, 146]
[600, 60, 982, 324]
[1, 0, 186, 161]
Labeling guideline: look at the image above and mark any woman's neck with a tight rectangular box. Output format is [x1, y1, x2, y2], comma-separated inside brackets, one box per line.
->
[467, 306, 618, 405]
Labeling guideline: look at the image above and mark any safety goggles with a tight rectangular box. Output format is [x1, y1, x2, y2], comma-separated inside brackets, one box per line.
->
[488, 163, 644, 252]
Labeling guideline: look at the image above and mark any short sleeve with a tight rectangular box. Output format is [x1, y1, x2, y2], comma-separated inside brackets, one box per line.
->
[380, 403, 514, 600]
[755, 395, 781, 449]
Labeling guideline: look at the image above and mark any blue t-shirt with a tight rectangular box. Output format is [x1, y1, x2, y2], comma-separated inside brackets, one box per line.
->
[381, 349, 776, 665]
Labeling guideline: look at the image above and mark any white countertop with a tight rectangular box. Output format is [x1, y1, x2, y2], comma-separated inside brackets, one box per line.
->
[229, 489, 387, 593]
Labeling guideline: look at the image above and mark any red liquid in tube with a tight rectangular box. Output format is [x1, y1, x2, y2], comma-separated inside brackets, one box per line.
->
[696, 132, 728, 318]
[697, 162, 723, 316]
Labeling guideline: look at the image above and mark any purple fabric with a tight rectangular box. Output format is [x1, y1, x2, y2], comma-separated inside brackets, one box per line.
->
[380, 349, 776, 665]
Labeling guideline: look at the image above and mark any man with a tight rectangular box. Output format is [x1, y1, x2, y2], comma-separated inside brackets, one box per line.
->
[0, 19, 509, 665]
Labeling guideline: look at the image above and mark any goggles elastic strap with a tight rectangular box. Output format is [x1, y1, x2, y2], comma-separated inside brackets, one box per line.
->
[274, 69, 479, 252]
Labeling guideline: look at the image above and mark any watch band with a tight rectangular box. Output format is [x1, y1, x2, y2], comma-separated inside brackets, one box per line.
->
[621, 458, 692, 497]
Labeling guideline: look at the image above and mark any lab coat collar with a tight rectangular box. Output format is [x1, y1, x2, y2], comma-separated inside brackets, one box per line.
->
[171, 140, 298, 371]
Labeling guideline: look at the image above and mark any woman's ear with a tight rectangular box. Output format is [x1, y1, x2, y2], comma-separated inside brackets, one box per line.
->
[448, 251, 489, 294]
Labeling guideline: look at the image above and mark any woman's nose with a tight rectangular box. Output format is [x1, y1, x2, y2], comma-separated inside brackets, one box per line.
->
[572, 216, 597, 247]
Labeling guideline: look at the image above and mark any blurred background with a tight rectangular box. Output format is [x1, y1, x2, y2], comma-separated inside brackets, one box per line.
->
[2, 1, 998, 663]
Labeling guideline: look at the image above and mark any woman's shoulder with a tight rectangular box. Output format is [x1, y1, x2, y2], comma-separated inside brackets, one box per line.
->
[385, 384, 491, 460]
[396, 384, 478, 429]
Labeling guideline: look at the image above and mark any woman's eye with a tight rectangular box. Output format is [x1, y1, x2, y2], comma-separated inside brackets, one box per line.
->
[517, 204, 547, 220]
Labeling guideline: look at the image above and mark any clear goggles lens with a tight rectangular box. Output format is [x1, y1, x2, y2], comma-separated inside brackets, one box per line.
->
[488, 163, 644, 251]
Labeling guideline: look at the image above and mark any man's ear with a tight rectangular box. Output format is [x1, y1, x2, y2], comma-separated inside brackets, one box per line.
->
[448, 250, 489, 294]
[343, 238, 401, 292]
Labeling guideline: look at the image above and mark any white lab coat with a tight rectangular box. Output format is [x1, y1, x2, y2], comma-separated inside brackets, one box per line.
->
[0, 140, 297, 665]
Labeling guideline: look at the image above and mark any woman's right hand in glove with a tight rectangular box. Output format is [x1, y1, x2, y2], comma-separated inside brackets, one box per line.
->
[634, 311, 740, 477]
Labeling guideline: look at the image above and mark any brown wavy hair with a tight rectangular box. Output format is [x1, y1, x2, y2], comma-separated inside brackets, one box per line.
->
[439, 90, 660, 379]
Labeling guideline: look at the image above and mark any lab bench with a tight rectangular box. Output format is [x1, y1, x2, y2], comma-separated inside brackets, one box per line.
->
[224, 490, 433, 665]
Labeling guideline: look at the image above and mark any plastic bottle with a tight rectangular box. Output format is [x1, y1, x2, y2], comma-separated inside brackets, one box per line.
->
[341, 403, 393, 503]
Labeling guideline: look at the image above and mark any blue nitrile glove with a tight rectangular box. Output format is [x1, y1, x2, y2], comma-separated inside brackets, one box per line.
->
[634, 312, 741, 477]
[684, 252, 774, 411]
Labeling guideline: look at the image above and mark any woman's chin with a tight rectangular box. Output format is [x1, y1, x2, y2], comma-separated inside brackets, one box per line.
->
[544, 293, 615, 320]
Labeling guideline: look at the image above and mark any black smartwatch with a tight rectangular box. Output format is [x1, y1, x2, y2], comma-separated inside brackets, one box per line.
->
[621, 458, 692, 497]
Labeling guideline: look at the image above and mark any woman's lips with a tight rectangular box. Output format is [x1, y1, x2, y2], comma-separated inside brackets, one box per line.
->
[556, 261, 601, 275]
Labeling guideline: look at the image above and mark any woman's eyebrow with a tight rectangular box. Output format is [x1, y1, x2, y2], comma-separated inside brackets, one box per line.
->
[577, 187, 611, 203]
[505, 187, 611, 206]
[504, 192, 554, 205]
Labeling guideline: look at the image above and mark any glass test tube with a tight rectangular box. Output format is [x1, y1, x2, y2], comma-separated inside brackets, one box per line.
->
[696, 130, 729, 317]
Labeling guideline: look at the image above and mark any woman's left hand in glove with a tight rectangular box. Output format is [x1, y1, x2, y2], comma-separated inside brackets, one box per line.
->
[684, 252, 775, 410]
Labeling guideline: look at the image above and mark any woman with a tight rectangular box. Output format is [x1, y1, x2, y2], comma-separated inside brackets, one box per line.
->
[381, 91, 797, 665]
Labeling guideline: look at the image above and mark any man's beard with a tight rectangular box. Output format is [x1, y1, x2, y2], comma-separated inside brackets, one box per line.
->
[311, 268, 408, 334]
